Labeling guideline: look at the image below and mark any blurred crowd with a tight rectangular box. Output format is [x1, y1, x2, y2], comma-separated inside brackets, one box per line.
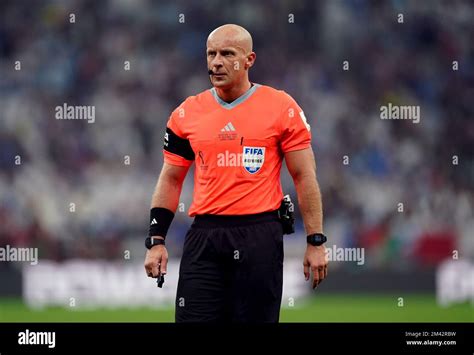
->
[0, 0, 472, 269]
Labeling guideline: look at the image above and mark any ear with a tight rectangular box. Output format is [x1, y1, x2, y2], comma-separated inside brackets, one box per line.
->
[245, 52, 256, 70]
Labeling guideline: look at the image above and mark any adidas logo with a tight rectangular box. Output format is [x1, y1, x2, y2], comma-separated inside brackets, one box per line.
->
[218, 122, 238, 140]
[221, 122, 236, 132]
[151, 218, 157, 225]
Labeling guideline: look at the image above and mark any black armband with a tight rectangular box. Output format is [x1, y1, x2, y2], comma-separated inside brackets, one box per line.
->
[148, 207, 175, 238]
[164, 127, 195, 161]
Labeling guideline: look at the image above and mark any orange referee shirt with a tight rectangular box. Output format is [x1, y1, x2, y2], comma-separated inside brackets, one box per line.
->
[163, 84, 311, 216]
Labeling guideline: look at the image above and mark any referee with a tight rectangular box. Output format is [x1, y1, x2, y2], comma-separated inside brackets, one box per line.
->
[144, 24, 328, 322]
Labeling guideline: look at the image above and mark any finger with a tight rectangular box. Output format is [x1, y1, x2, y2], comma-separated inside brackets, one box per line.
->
[303, 263, 310, 281]
[311, 266, 319, 289]
[318, 267, 325, 283]
[144, 261, 153, 277]
[151, 257, 161, 278]
[160, 255, 168, 275]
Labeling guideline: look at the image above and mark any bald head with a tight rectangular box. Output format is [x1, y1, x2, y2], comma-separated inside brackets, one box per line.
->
[207, 24, 253, 54]
[206, 24, 256, 93]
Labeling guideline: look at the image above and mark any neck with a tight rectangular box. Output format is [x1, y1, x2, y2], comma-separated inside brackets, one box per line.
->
[215, 79, 252, 103]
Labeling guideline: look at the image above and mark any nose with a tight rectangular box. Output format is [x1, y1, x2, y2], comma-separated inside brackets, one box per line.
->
[210, 53, 224, 69]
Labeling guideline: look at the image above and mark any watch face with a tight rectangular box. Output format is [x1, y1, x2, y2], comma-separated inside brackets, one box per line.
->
[308, 234, 326, 245]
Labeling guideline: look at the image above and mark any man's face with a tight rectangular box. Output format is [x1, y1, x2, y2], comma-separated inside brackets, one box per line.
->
[206, 38, 250, 89]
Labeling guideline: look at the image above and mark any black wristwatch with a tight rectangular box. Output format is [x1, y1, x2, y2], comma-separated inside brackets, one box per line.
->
[307, 233, 327, 246]
[145, 236, 165, 249]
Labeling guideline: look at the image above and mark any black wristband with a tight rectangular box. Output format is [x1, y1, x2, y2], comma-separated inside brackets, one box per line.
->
[148, 207, 175, 238]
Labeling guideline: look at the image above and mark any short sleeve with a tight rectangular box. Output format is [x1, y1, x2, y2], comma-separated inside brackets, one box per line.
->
[163, 105, 194, 167]
[279, 92, 312, 153]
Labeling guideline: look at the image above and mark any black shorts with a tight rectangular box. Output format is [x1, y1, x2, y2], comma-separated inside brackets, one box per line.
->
[175, 211, 284, 323]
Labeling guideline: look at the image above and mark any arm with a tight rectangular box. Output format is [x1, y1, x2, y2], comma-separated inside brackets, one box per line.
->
[285, 147, 328, 289]
[285, 147, 323, 234]
[144, 162, 190, 278]
[151, 162, 190, 211]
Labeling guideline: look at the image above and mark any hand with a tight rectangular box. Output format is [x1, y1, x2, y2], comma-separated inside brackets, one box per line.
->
[303, 244, 328, 289]
[144, 242, 168, 279]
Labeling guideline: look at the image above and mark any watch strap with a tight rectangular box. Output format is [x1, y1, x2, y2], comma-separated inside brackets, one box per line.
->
[146, 236, 166, 249]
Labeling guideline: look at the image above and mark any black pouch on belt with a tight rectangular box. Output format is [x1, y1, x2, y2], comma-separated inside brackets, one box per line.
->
[278, 194, 295, 235]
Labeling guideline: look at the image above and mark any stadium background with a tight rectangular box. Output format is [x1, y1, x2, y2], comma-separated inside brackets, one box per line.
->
[0, 0, 472, 322]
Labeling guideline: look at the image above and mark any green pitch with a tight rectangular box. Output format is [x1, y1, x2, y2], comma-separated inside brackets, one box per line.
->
[0, 294, 472, 322]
